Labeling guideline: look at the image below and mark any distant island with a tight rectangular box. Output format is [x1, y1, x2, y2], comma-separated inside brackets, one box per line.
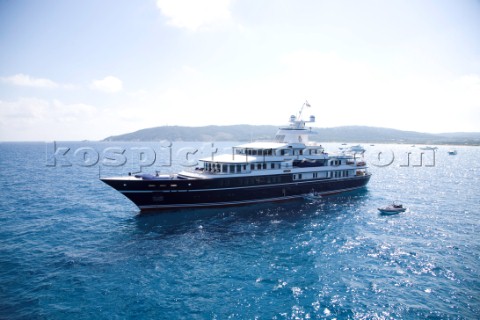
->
[103, 125, 480, 146]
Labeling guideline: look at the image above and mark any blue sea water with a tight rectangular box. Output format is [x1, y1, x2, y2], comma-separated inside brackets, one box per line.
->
[0, 142, 479, 319]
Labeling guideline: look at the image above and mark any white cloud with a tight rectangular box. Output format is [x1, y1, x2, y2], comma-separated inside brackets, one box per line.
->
[1, 57, 478, 141]
[270, 50, 480, 132]
[0, 98, 50, 121]
[0, 98, 98, 122]
[1, 74, 60, 88]
[156, 0, 232, 31]
[0, 98, 101, 140]
[0, 96, 164, 141]
[51, 99, 98, 123]
[91, 76, 123, 93]
[151, 49, 478, 133]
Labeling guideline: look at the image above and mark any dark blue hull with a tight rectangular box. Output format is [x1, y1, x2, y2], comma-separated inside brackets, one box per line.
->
[101, 173, 371, 211]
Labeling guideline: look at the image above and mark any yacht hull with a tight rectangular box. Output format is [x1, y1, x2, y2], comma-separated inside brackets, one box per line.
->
[101, 174, 371, 211]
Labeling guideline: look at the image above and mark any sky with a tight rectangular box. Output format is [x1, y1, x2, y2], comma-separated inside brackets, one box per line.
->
[0, 0, 479, 141]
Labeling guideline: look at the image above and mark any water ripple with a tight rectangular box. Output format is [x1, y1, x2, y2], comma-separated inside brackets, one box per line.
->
[0, 143, 479, 319]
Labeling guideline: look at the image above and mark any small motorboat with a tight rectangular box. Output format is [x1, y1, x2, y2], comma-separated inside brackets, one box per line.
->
[378, 202, 406, 215]
[448, 149, 457, 155]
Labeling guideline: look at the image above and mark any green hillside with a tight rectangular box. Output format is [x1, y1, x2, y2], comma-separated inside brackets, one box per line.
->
[103, 125, 480, 145]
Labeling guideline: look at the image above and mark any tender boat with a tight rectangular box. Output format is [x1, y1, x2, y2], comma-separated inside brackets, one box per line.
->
[378, 202, 406, 215]
[101, 102, 371, 211]
[448, 149, 457, 155]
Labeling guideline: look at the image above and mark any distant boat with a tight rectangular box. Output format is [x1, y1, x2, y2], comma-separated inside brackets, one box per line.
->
[419, 146, 438, 150]
[347, 145, 366, 153]
[448, 149, 457, 155]
[378, 202, 406, 215]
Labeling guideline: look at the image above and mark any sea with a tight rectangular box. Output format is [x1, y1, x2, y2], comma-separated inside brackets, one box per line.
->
[0, 141, 478, 319]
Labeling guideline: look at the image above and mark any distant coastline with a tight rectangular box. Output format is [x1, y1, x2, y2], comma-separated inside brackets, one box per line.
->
[103, 125, 480, 146]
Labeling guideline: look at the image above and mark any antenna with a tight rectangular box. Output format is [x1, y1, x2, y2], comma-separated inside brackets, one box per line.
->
[297, 100, 311, 121]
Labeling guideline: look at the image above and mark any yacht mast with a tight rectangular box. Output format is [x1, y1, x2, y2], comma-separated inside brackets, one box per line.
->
[297, 100, 311, 123]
